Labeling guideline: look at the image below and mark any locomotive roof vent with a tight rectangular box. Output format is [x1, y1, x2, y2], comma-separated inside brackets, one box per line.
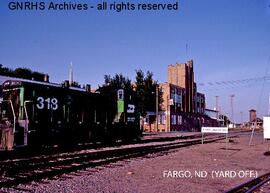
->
[44, 74, 49, 82]
[63, 80, 70, 88]
[86, 84, 91, 93]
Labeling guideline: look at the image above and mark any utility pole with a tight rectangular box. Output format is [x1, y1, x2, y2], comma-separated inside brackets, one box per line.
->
[215, 96, 219, 119]
[156, 84, 159, 132]
[167, 95, 169, 132]
[268, 93, 270, 116]
[230, 94, 235, 128]
[69, 62, 73, 86]
[240, 111, 243, 124]
[186, 43, 189, 61]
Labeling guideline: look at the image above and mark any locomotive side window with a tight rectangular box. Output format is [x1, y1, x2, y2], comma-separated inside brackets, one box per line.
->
[2, 89, 20, 120]
[117, 89, 124, 100]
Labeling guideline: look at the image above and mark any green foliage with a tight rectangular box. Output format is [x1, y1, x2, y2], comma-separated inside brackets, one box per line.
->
[99, 72, 162, 116]
[14, 68, 32, 79]
[0, 64, 47, 81]
[135, 70, 145, 116]
[135, 69, 163, 118]
[99, 73, 133, 95]
[103, 74, 133, 91]
[100, 73, 133, 98]
[98, 73, 134, 117]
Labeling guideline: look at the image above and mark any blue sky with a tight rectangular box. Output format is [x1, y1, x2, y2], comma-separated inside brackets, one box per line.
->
[0, 0, 270, 122]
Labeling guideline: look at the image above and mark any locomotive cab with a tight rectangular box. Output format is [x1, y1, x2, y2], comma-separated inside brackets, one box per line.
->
[0, 80, 75, 149]
[0, 80, 27, 150]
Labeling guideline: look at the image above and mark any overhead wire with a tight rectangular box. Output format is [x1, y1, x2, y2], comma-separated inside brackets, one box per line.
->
[198, 75, 270, 91]
[257, 56, 270, 116]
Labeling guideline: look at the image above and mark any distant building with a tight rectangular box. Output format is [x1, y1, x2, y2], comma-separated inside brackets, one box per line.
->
[196, 92, 205, 114]
[248, 109, 263, 129]
[205, 108, 229, 127]
[168, 60, 195, 113]
[158, 82, 186, 132]
[218, 114, 229, 127]
[143, 60, 217, 132]
[249, 117, 263, 128]
[205, 108, 218, 120]
[249, 109, 257, 122]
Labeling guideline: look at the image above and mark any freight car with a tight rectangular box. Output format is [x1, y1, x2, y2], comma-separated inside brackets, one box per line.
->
[0, 79, 140, 150]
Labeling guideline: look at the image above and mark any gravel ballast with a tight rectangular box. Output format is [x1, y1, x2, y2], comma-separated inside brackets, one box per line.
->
[2, 132, 270, 193]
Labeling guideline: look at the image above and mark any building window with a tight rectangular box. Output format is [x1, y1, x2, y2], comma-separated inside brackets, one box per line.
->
[144, 116, 149, 124]
[177, 115, 182, 125]
[159, 114, 165, 124]
[171, 115, 177, 125]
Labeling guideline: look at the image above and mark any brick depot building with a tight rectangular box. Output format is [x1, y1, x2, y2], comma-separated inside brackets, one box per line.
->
[144, 60, 216, 132]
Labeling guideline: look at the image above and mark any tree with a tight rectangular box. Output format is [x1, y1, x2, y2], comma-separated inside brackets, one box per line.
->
[98, 73, 133, 100]
[100, 73, 133, 99]
[135, 70, 145, 116]
[135, 69, 163, 117]
[99, 71, 163, 121]
[32, 71, 47, 81]
[98, 73, 134, 123]
[0, 64, 12, 76]
[0, 64, 47, 82]
[103, 74, 133, 91]
[14, 68, 32, 79]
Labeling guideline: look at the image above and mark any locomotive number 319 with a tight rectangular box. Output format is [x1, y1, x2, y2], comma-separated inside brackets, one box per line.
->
[36, 97, 58, 110]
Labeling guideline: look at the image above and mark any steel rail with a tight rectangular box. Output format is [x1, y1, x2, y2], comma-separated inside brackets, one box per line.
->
[0, 132, 208, 161]
[225, 172, 270, 193]
[0, 135, 235, 188]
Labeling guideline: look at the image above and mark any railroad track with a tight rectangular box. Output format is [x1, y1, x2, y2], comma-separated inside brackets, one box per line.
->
[225, 172, 270, 193]
[0, 132, 206, 162]
[0, 134, 236, 188]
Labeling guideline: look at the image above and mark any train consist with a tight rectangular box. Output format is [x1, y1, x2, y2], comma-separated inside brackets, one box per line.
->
[0, 79, 141, 150]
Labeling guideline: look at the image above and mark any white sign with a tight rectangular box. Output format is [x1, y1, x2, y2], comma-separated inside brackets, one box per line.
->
[263, 117, 270, 139]
[201, 127, 228, 134]
[228, 123, 235, 129]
